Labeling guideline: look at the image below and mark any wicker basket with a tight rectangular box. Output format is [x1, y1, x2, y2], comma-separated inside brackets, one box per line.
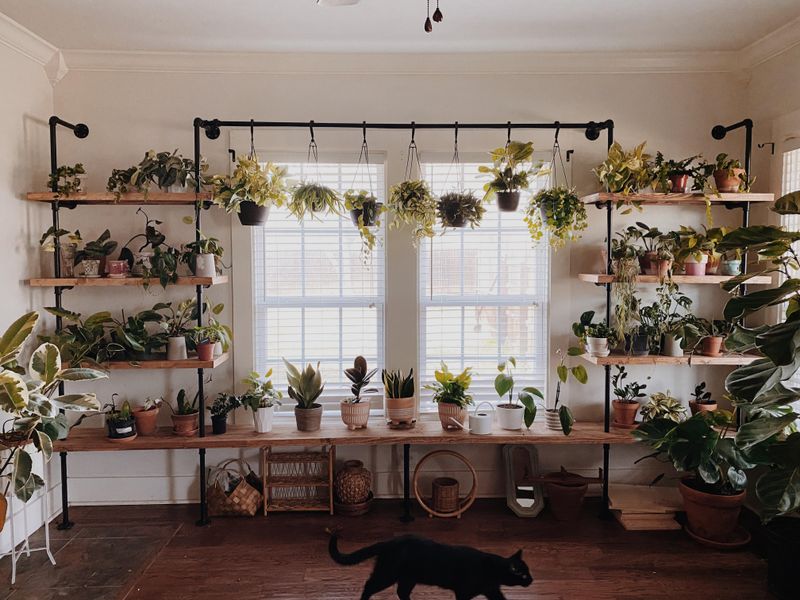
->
[207, 459, 263, 517]
[261, 447, 334, 514]
[334, 460, 372, 505]
[432, 477, 460, 514]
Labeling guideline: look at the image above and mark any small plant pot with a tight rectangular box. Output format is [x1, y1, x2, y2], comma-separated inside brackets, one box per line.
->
[679, 478, 746, 542]
[437, 403, 467, 431]
[544, 471, 588, 521]
[106, 259, 129, 278]
[211, 414, 227, 435]
[706, 253, 721, 275]
[213, 341, 224, 357]
[385, 396, 416, 427]
[496, 190, 520, 212]
[253, 405, 276, 433]
[612, 400, 639, 427]
[295, 404, 323, 432]
[586, 336, 610, 357]
[545, 409, 562, 431]
[669, 174, 689, 193]
[196, 342, 215, 362]
[194, 253, 217, 278]
[132, 407, 159, 436]
[171, 412, 199, 436]
[683, 254, 709, 276]
[661, 334, 684, 357]
[497, 403, 524, 430]
[441, 213, 467, 228]
[80, 259, 102, 278]
[639, 251, 658, 275]
[689, 400, 717, 416]
[625, 333, 650, 356]
[106, 417, 137, 441]
[655, 259, 673, 279]
[167, 336, 188, 361]
[721, 260, 742, 276]
[340, 401, 370, 430]
[59, 243, 77, 277]
[713, 168, 746, 193]
[350, 201, 383, 227]
[238, 201, 271, 226]
[701, 336, 724, 357]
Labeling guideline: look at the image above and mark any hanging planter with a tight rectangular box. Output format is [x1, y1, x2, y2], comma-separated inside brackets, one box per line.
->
[288, 182, 343, 220]
[437, 191, 484, 229]
[388, 130, 436, 245]
[479, 139, 541, 213]
[525, 187, 586, 249]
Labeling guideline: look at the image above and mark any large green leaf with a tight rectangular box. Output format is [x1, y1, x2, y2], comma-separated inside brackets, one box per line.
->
[717, 225, 800, 253]
[0, 370, 29, 411]
[44, 306, 80, 321]
[29, 343, 61, 385]
[720, 269, 775, 293]
[57, 367, 108, 382]
[726, 355, 800, 403]
[570, 365, 588, 384]
[50, 393, 102, 412]
[559, 405, 574, 435]
[13, 449, 33, 496]
[33, 429, 53, 461]
[736, 413, 798, 449]
[494, 373, 513, 398]
[518, 394, 537, 428]
[754, 319, 800, 366]
[756, 468, 800, 519]
[772, 191, 800, 215]
[723, 279, 800, 321]
[724, 324, 770, 353]
[0, 312, 38, 366]
[716, 437, 757, 470]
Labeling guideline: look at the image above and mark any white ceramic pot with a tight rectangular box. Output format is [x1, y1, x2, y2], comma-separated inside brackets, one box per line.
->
[661, 334, 684, 357]
[167, 183, 190, 193]
[132, 251, 154, 276]
[167, 336, 188, 361]
[497, 404, 524, 430]
[586, 337, 610, 357]
[253, 405, 276, 433]
[545, 410, 562, 431]
[213, 341, 223, 357]
[194, 253, 216, 278]
[80, 259, 101, 278]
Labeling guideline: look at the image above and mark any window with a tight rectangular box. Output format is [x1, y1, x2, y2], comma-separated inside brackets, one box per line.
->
[418, 159, 551, 408]
[781, 146, 800, 389]
[252, 159, 385, 405]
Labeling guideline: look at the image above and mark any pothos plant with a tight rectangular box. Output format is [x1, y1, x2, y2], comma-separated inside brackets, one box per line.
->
[524, 186, 587, 249]
[48, 163, 85, 198]
[592, 141, 653, 212]
[387, 179, 437, 246]
[478, 141, 540, 200]
[494, 357, 543, 428]
[119, 208, 179, 288]
[0, 312, 105, 503]
[344, 189, 384, 260]
[106, 150, 206, 199]
[210, 156, 289, 214]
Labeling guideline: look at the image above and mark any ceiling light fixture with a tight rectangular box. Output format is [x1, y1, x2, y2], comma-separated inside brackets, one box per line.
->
[424, 0, 445, 33]
[316, 0, 360, 6]
[425, 0, 433, 33]
[433, 0, 443, 23]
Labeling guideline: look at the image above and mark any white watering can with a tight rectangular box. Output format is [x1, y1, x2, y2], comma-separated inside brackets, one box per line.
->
[449, 401, 494, 435]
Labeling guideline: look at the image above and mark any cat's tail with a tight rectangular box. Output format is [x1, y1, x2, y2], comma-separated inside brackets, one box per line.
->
[327, 529, 384, 566]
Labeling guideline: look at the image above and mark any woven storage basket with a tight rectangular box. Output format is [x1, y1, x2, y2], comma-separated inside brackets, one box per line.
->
[207, 459, 263, 517]
[334, 460, 372, 505]
[432, 477, 460, 514]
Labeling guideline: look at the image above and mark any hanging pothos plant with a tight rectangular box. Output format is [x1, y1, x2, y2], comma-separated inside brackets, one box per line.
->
[525, 187, 587, 249]
[210, 155, 289, 214]
[345, 189, 384, 260]
[389, 133, 436, 245]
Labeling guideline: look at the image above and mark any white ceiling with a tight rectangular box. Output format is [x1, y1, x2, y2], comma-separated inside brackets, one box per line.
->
[1, 0, 798, 54]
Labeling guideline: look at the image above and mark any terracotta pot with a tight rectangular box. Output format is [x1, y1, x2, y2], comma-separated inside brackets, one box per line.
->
[171, 412, 198, 436]
[679, 478, 746, 541]
[211, 414, 227, 435]
[238, 201, 271, 226]
[613, 400, 639, 426]
[0, 495, 6, 533]
[496, 190, 520, 212]
[334, 460, 372, 505]
[701, 336, 724, 357]
[714, 168, 746, 193]
[683, 254, 708, 276]
[437, 403, 467, 431]
[340, 400, 370, 430]
[656, 259, 673, 279]
[295, 404, 323, 432]
[132, 407, 159, 436]
[669, 174, 689, 193]
[385, 396, 416, 427]
[639, 252, 657, 276]
[196, 342, 215, 362]
[689, 400, 718, 415]
[544, 471, 588, 521]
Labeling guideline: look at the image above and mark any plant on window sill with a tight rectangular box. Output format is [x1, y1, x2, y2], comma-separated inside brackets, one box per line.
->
[494, 356, 542, 429]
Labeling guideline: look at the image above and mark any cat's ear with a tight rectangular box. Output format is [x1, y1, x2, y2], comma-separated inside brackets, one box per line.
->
[511, 549, 523, 560]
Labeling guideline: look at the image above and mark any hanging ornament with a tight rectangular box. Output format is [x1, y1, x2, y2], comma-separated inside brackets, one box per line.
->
[433, 0, 443, 22]
[424, 0, 433, 33]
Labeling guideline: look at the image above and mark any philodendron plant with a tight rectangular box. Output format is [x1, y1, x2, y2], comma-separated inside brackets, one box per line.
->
[494, 357, 543, 428]
[0, 312, 105, 502]
[211, 156, 289, 214]
[592, 141, 653, 204]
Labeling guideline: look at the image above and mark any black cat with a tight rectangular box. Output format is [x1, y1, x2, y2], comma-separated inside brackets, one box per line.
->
[328, 532, 533, 600]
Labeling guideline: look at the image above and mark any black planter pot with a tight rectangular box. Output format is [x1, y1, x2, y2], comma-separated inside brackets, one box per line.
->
[211, 414, 228, 435]
[238, 201, 271, 226]
[350, 201, 383, 227]
[625, 333, 651, 356]
[496, 191, 520, 212]
[106, 417, 136, 440]
[767, 518, 800, 599]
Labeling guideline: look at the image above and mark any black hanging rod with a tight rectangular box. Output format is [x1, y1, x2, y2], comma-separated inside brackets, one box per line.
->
[195, 118, 614, 142]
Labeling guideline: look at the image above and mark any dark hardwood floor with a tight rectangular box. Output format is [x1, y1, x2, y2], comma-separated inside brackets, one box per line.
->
[1, 499, 772, 599]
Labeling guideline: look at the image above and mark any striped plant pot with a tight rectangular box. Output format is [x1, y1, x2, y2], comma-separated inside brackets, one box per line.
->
[437, 403, 467, 431]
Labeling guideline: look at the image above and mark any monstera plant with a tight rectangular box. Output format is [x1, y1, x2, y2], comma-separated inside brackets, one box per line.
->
[0, 312, 105, 511]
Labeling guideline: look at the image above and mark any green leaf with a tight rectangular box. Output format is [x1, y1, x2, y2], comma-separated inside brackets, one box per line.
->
[559, 405, 574, 435]
[0, 370, 29, 411]
[723, 279, 800, 321]
[772, 191, 800, 215]
[494, 373, 513, 397]
[29, 343, 61, 385]
[720, 269, 774, 292]
[58, 367, 108, 382]
[755, 319, 800, 366]
[50, 393, 102, 412]
[736, 413, 798, 449]
[0, 312, 38, 366]
[33, 430, 53, 461]
[727, 466, 747, 491]
[521, 386, 544, 399]
[567, 346, 584, 357]
[557, 364, 568, 383]
[726, 355, 800, 403]
[571, 365, 588, 384]
[44, 306, 81, 321]
[717, 225, 800, 253]
[519, 394, 537, 428]
[13, 449, 33, 496]
[724, 324, 770, 354]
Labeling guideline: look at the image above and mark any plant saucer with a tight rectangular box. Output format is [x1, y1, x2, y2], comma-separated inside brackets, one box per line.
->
[107, 434, 138, 443]
[106, 273, 129, 279]
[611, 421, 638, 430]
[685, 524, 751, 550]
[173, 427, 199, 437]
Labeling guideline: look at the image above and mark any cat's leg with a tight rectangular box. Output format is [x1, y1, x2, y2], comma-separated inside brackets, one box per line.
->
[483, 588, 507, 600]
[395, 578, 416, 600]
[359, 573, 395, 600]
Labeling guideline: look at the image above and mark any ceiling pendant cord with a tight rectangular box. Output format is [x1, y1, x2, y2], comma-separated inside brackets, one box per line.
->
[425, 0, 433, 33]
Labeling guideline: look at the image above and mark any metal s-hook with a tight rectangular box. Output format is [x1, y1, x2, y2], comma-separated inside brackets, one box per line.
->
[554, 121, 561, 144]
[506, 121, 512, 146]
[362, 120, 367, 144]
[249, 119, 255, 158]
[411, 121, 416, 144]
[454, 121, 458, 148]
[309, 120, 315, 144]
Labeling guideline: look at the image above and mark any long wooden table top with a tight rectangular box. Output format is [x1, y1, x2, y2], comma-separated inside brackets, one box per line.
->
[54, 420, 637, 452]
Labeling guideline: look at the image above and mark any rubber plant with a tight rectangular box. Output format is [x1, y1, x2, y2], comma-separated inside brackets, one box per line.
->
[524, 186, 587, 249]
[387, 179, 436, 246]
[0, 312, 105, 507]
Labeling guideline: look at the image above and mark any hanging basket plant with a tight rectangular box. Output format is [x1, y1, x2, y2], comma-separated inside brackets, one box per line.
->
[479, 140, 541, 212]
[345, 189, 384, 259]
[388, 179, 436, 244]
[524, 186, 587, 249]
[288, 182, 342, 220]
[437, 191, 484, 229]
[210, 155, 289, 226]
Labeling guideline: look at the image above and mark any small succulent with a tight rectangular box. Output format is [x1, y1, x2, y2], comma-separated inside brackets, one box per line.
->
[284, 358, 325, 409]
[344, 356, 378, 404]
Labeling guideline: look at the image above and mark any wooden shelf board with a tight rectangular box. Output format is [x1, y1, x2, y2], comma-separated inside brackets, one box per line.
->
[52, 420, 637, 452]
[581, 192, 774, 206]
[26, 191, 212, 205]
[581, 352, 760, 366]
[68, 353, 229, 370]
[27, 275, 228, 288]
[577, 273, 772, 285]
[266, 500, 329, 512]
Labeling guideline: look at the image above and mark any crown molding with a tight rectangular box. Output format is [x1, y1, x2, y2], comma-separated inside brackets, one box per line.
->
[740, 16, 800, 68]
[0, 11, 58, 66]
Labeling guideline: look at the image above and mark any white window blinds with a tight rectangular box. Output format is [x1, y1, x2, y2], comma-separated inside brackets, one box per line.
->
[251, 160, 385, 404]
[418, 160, 551, 408]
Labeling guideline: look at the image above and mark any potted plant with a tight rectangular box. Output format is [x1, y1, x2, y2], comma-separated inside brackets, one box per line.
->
[191, 323, 229, 362]
[40, 226, 81, 278]
[181, 230, 224, 278]
[643, 282, 695, 357]
[110, 307, 167, 360]
[284, 359, 325, 432]
[610, 229, 642, 342]
[118, 208, 179, 286]
[132, 396, 162, 436]
[702, 226, 729, 275]
[611, 366, 648, 427]
[207, 393, 239, 435]
[479, 140, 541, 211]
[639, 391, 686, 423]
[288, 182, 343, 220]
[48, 163, 85, 197]
[695, 318, 731, 357]
[525, 186, 587, 249]
[651, 152, 700, 193]
[166, 389, 199, 436]
[107, 150, 205, 198]
[104, 394, 137, 442]
[340, 356, 377, 430]
[344, 189, 384, 259]
[436, 191, 485, 229]
[674, 226, 709, 276]
[592, 141, 653, 195]
[387, 179, 436, 245]
[494, 357, 542, 430]
[572, 310, 616, 358]
[210, 156, 289, 226]
[689, 381, 717, 415]
[40, 307, 123, 366]
[425, 362, 474, 431]
[544, 349, 587, 434]
[74, 229, 118, 278]
[633, 410, 748, 543]
[381, 369, 416, 428]
[240, 369, 283, 433]
[711, 153, 747, 193]
[720, 247, 743, 276]
[156, 298, 198, 361]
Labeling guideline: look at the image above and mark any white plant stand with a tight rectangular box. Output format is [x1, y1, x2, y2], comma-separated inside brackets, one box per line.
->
[1, 471, 56, 584]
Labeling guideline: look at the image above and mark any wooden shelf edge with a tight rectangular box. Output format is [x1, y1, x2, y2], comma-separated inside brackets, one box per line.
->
[577, 273, 772, 285]
[68, 353, 230, 370]
[26, 191, 212, 205]
[580, 352, 759, 366]
[581, 192, 774, 206]
[26, 275, 228, 288]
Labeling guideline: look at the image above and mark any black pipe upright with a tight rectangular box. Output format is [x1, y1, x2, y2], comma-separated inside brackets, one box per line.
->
[401, 444, 413, 522]
[601, 122, 614, 518]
